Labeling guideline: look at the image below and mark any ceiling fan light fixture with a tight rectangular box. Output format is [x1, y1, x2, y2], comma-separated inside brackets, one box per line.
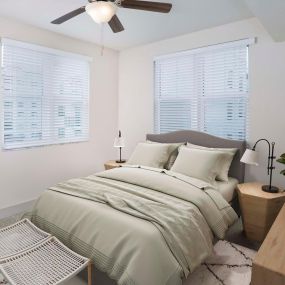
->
[86, 1, 117, 24]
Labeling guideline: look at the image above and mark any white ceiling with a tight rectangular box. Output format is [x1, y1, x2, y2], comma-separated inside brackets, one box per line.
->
[0, 0, 253, 50]
[1, 0, 284, 50]
[244, 0, 285, 42]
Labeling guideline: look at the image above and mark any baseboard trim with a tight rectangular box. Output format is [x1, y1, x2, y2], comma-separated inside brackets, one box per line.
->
[0, 199, 36, 219]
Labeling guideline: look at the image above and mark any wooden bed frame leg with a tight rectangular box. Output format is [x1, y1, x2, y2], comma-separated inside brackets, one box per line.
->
[88, 261, 93, 285]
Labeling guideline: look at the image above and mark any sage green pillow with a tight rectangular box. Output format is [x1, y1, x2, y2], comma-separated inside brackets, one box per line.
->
[171, 146, 224, 183]
[147, 141, 185, 169]
[127, 142, 172, 169]
[186, 143, 237, 182]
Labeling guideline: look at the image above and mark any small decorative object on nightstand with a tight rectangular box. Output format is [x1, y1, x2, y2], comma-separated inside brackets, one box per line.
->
[237, 182, 285, 242]
[114, 130, 126, 163]
[104, 160, 126, 170]
[241, 138, 279, 193]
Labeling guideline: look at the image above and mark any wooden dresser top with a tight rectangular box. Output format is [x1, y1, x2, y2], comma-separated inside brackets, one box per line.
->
[253, 204, 285, 275]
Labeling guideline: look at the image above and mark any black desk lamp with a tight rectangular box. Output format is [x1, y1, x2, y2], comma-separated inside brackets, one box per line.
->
[241, 139, 279, 193]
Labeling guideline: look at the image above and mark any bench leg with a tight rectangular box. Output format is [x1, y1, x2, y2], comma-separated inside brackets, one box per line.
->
[88, 261, 93, 285]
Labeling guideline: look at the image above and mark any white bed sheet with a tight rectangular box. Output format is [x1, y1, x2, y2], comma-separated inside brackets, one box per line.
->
[213, 177, 239, 203]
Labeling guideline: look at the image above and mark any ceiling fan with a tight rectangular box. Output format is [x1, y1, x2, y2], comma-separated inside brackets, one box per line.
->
[51, 0, 172, 33]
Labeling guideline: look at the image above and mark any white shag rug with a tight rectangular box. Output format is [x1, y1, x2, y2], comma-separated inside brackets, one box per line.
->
[0, 240, 256, 285]
[185, 240, 256, 285]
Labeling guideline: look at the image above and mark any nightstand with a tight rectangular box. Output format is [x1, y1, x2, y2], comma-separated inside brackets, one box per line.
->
[104, 160, 126, 170]
[237, 182, 285, 242]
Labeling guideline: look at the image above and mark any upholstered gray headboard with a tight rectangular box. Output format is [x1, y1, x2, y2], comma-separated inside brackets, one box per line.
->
[146, 130, 246, 182]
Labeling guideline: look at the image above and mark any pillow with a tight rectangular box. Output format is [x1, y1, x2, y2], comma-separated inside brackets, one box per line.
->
[171, 146, 224, 183]
[127, 142, 171, 169]
[186, 143, 237, 182]
[147, 141, 185, 170]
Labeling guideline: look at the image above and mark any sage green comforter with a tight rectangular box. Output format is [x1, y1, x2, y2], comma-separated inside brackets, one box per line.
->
[29, 166, 237, 285]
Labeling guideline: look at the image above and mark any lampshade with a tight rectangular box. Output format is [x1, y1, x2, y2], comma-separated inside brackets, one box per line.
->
[114, 137, 125, 148]
[86, 1, 117, 24]
[240, 149, 259, 166]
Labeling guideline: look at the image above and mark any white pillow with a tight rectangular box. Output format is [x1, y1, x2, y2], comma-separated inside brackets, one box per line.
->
[127, 142, 171, 169]
[147, 141, 185, 170]
[186, 143, 237, 182]
[171, 146, 224, 183]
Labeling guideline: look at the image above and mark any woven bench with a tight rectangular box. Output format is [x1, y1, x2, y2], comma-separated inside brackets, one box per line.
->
[0, 219, 50, 259]
[0, 219, 92, 285]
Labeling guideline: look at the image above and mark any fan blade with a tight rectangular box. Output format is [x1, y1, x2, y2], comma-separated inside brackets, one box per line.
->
[108, 15, 125, 33]
[121, 0, 172, 13]
[51, 6, 86, 24]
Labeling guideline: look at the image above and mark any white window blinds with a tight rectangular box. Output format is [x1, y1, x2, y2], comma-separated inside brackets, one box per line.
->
[154, 39, 253, 140]
[1, 39, 90, 150]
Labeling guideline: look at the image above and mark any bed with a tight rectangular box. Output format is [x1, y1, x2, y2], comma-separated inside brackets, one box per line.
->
[27, 130, 245, 285]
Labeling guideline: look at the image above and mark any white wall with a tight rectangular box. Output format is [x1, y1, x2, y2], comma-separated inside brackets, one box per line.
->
[118, 18, 285, 189]
[0, 17, 119, 211]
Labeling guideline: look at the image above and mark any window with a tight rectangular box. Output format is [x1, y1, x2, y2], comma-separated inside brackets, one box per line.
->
[154, 39, 254, 140]
[1, 39, 90, 150]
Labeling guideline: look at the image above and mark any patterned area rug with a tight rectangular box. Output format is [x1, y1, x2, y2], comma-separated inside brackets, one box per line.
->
[185, 240, 256, 285]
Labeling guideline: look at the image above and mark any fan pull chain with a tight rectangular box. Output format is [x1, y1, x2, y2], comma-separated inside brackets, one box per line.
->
[100, 23, 105, 56]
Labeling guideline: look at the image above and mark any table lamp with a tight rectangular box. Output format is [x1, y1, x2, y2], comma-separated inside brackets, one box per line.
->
[240, 139, 279, 193]
[114, 130, 126, 163]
